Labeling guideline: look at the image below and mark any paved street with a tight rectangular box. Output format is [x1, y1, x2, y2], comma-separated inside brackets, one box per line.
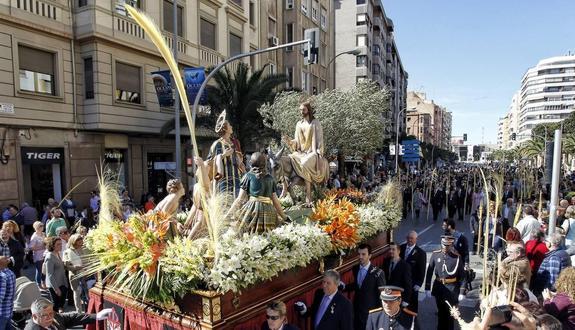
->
[393, 206, 482, 329]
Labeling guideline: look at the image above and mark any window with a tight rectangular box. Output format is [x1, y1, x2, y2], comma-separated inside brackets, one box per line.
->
[356, 14, 367, 26]
[230, 0, 242, 7]
[268, 17, 276, 37]
[163, 0, 183, 36]
[301, 0, 307, 15]
[84, 57, 94, 99]
[320, 44, 326, 66]
[229, 33, 242, 57]
[301, 70, 308, 92]
[320, 7, 327, 30]
[286, 67, 293, 88]
[356, 55, 367, 67]
[269, 63, 276, 75]
[79, 0, 87, 7]
[200, 18, 216, 50]
[249, 1, 256, 26]
[286, 23, 294, 51]
[356, 0, 366, 4]
[311, 1, 318, 21]
[357, 35, 367, 47]
[115, 62, 141, 104]
[286, 0, 293, 9]
[18, 45, 55, 95]
[249, 50, 256, 72]
[115, 0, 141, 16]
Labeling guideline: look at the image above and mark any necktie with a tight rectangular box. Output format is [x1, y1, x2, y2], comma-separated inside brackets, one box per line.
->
[390, 261, 395, 274]
[357, 267, 367, 287]
[406, 246, 412, 257]
[315, 295, 330, 327]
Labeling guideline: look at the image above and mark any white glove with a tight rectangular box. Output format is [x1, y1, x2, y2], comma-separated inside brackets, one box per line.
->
[425, 290, 432, 299]
[458, 294, 465, 302]
[413, 285, 420, 291]
[96, 308, 113, 320]
[294, 301, 307, 315]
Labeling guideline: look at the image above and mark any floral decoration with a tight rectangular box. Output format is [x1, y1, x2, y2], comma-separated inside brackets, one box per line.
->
[309, 194, 360, 253]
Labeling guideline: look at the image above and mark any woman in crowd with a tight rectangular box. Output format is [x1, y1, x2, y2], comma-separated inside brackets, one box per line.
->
[63, 234, 85, 313]
[525, 230, 549, 288]
[46, 208, 68, 237]
[3, 220, 25, 247]
[44, 236, 68, 313]
[543, 267, 575, 330]
[261, 300, 298, 330]
[29, 221, 46, 288]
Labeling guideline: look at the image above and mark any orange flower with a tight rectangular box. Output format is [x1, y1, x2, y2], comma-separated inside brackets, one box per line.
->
[310, 196, 359, 251]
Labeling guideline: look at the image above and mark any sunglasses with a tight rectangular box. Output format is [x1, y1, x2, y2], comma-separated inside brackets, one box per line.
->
[266, 314, 281, 321]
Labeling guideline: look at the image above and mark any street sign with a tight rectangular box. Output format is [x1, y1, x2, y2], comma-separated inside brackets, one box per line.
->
[401, 139, 420, 163]
[389, 145, 405, 156]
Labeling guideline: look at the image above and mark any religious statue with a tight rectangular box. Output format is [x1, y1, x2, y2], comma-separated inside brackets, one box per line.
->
[207, 110, 245, 198]
[183, 156, 211, 238]
[282, 101, 329, 206]
[149, 178, 185, 239]
[226, 152, 288, 233]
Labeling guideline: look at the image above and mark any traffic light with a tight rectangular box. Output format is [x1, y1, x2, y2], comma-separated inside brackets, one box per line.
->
[304, 28, 320, 65]
[463, 133, 467, 142]
[511, 133, 517, 141]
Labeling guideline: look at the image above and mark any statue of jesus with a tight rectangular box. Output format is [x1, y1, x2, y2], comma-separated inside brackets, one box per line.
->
[283, 101, 329, 206]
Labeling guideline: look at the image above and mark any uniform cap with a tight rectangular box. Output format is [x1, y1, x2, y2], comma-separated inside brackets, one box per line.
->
[378, 285, 403, 301]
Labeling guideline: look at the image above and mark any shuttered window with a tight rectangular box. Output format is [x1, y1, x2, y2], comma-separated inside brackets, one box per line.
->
[18, 45, 56, 95]
[115, 62, 141, 104]
[200, 18, 216, 50]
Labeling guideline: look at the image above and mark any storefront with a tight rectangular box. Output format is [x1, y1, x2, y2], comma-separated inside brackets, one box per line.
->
[21, 147, 65, 212]
[104, 148, 128, 189]
[146, 152, 174, 200]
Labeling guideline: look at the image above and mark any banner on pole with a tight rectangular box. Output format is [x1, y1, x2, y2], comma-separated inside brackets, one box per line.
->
[184, 67, 207, 105]
[151, 70, 174, 107]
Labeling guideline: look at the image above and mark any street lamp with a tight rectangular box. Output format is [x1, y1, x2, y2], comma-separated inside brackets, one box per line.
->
[395, 107, 408, 174]
[328, 48, 362, 88]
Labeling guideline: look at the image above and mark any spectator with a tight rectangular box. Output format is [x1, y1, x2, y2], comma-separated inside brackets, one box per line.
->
[526, 230, 549, 287]
[505, 227, 522, 243]
[24, 298, 113, 330]
[6, 205, 24, 231]
[261, 300, 298, 330]
[46, 208, 67, 237]
[75, 226, 88, 237]
[89, 191, 100, 215]
[78, 207, 96, 229]
[63, 234, 85, 313]
[0, 228, 24, 277]
[121, 190, 134, 208]
[20, 202, 38, 238]
[517, 205, 542, 243]
[30, 221, 46, 288]
[562, 205, 575, 247]
[44, 236, 68, 313]
[3, 219, 25, 247]
[144, 195, 156, 212]
[60, 197, 77, 226]
[0, 256, 15, 329]
[543, 267, 575, 330]
[534, 233, 572, 295]
[55, 227, 69, 259]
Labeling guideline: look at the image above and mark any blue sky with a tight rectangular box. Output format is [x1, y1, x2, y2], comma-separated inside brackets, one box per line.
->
[384, 0, 575, 145]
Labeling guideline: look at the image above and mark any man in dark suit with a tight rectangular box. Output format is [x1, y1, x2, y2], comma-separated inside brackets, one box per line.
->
[295, 269, 353, 330]
[443, 219, 470, 267]
[431, 186, 445, 221]
[346, 243, 386, 330]
[25, 298, 113, 330]
[382, 242, 412, 306]
[400, 231, 426, 317]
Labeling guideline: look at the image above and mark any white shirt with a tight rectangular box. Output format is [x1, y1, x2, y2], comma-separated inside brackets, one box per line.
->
[516, 215, 541, 242]
[405, 244, 415, 258]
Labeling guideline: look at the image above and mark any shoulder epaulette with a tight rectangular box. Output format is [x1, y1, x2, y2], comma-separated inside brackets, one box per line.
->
[433, 249, 441, 253]
[369, 307, 383, 314]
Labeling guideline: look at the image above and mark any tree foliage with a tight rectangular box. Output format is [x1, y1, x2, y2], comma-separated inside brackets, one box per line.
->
[258, 81, 390, 156]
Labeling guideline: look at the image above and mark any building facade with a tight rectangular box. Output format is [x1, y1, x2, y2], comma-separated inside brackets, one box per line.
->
[333, 0, 407, 138]
[406, 91, 452, 150]
[516, 55, 575, 143]
[406, 110, 432, 144]
[0, 0, 331, 210]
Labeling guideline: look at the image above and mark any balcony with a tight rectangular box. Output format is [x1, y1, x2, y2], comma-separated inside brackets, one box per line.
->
[8, 0, 72, 34]
[373, 16, 382, 29]
[199, 47, 223, 67]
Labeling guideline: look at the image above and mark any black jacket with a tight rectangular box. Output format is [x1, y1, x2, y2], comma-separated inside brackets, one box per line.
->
[24, 312, 97, 330]
[400, 244, 426, 289]
[346, 264, 386, 330]
[8, 238, 24, 277]
[302, 290, 353, 330]
[261, 322, 299, 330]
[382, 258, 412, 303]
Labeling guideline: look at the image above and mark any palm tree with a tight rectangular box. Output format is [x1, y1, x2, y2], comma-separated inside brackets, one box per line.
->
[519, 139, 545, 166]
[160, 62, 287, 150]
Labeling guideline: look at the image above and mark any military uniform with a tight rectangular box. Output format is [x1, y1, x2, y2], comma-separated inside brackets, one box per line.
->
[424, 237, 464, 330]
[366, 307, 418, 330]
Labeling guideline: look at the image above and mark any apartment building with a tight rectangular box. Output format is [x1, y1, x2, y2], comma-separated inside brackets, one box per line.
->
[406, 110, 432, 144]
[516, 55, 575, 143]
[0, 0, 295, 210]
[407, 91, 452, 150]
[334, 0, 408, 137]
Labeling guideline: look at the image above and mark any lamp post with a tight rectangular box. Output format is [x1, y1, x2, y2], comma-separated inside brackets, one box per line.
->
[327, 48, 361, 89]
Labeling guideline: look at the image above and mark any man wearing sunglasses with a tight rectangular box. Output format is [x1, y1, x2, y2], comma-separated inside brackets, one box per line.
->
[262, 300, 299, 330]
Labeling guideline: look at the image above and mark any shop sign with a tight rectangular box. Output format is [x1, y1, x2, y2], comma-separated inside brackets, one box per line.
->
[154, 162, 176, 170]
[21, 147, 64, 164]
[105, 149, 125, 163]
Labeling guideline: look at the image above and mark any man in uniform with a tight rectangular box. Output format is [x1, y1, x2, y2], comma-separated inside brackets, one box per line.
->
[366, 286, 418, 330]
[424, 235, 465, 330]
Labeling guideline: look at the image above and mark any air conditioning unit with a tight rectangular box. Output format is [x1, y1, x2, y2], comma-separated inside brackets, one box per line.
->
[269, 36, 279, 46]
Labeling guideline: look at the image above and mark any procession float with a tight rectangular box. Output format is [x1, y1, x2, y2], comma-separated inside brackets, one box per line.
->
[83, 5, 402, 329]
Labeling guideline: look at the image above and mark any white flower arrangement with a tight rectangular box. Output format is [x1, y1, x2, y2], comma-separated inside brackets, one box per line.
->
[357, 204, 402, 241]
[208, 223, 332, 293]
